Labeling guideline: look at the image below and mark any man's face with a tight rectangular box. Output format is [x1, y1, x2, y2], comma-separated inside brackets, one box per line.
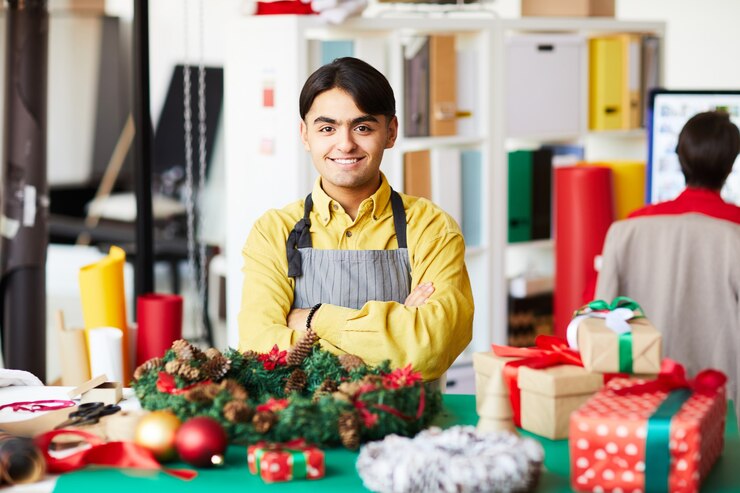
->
[300, 87, 397, 200]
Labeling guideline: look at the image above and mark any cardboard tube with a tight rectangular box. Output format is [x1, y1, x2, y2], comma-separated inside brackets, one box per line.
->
[56, 311, 90, 386]
[587, 161, 646, 219]
[79, 246, 130, 383]
[87, 327, 124, 383]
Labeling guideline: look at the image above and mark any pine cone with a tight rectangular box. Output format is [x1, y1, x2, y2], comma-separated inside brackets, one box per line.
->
[185, 383, 220, 403]
[284, 368, 308, 394]
[338, 411, 361, 450]
[253, 410, 277, 433]
[223, 401, 254, 423]
[338, 354, 366, 371]
[286, 329, 317, 366]
[164, 360, 182, 375]
[171, 339, 206, 362]
[133, 357, 163, 381]
[205, 347, 222, 360]
[201, 354, 231, 381]
[242, 350, 258, 360]
[219, 379, 249, 400]
[312, 378, 339, 402]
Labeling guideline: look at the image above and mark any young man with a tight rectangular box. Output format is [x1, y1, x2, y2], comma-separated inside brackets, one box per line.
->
[629, 110, 740, 223]
[238, 57, 474, 381]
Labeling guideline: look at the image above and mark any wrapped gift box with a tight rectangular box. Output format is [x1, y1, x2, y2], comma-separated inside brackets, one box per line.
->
[247, 440, 325, 482]
[518, 365, 603, 439]
[473, 344, 604, 439]
[570, 376, 726, 493]
[575, 316, 662, 374]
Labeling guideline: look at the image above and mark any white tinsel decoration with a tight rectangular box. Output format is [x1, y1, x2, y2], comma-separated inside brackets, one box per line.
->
[356, 426, 544, 493]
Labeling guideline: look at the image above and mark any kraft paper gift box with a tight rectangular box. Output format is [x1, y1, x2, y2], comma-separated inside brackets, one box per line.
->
[568, 298, 662, 374]
[570, 366, 726, 493]
[518, 364, 604, 440]
[247, 440, 325, 483]
[473, 351, 517, 432]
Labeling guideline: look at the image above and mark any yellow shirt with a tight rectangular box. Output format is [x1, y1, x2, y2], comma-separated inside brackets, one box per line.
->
[238, 174, 474, 380]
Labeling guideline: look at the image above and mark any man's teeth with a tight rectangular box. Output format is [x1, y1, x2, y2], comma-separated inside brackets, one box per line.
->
[334, 158, 358, 164]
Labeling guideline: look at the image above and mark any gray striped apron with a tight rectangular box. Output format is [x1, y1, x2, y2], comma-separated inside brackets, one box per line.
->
[286, 190, 411, 309]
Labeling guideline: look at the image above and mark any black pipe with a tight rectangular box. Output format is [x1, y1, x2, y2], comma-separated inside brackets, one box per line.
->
[132, 0, 154, 298]
[1, 0, 49, 380]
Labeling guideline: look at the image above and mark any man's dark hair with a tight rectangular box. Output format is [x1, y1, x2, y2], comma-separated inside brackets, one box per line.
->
[677, 110, 740, 190]
[299, 57, 396, 122]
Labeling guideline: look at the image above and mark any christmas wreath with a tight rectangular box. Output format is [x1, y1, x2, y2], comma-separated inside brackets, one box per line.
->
[132, 331, 442, 449]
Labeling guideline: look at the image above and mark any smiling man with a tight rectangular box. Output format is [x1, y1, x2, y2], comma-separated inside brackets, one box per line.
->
[238, 57, 474, 382]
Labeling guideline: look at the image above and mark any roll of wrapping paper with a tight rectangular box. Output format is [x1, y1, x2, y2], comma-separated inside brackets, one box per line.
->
[136, 293, 183, 366]
[0, 431, 45, 484]
[59, 326, 91, 386]
[87, 327, 124, 383]
[79, 246, 130, 383]
[554, 166, 615, 339]
[583, 161, 646, 219]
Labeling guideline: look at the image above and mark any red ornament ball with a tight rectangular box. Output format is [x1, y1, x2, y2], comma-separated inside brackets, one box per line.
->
[175, 416, 228, 468]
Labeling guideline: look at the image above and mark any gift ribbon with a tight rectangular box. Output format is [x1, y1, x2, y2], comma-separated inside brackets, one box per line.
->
[613, 359, 726, 493]
[0, 399, 75, 412]
[35, 429, 196, 480]
[253, 439, 309, 480]
[566, 297, 645, 373]
[492, 335, 585, 427]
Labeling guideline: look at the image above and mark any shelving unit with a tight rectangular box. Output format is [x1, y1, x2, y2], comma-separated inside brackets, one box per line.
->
[223, 14, 665, 358]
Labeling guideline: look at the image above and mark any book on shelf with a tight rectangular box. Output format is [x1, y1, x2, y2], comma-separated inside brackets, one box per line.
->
[641, 34, 661, 127]
[455, 46, 479, 137]
[429, 35, 457, 137]
[403, 149, 463, 228]
[403, 37, 430, 138]
[508, 149, 553, 243]
[625, 34, 643, 129]
[461, 150, 482, 247]
[531, 149, 553, 240]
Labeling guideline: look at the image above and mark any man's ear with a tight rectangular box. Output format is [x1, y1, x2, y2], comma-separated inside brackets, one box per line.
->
[385, 116, 398, 149]
[300, 120, 310, 151]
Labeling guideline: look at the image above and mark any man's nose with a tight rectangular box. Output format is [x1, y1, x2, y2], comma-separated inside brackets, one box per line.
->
[337, 129, 357, 152]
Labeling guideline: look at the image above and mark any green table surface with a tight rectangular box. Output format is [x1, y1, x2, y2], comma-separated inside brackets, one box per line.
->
[53, 394, 740, 492]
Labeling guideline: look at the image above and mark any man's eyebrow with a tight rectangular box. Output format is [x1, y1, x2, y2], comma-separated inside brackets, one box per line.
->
[312, 115, 380, 125]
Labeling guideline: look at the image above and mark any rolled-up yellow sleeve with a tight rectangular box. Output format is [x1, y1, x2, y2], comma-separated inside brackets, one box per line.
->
[310, 229, 474, 381]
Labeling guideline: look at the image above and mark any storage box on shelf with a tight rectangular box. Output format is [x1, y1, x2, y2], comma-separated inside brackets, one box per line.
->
[223, 15, 665, 361]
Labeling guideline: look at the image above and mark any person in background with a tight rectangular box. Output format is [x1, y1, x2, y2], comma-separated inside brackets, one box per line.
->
[629, 110, 740, 223]
[237, 57, 474, 382]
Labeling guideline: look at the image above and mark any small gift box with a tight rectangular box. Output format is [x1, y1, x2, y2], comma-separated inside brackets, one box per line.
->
[476, 335, 604, 439]
[570, 361, 726, 493]
[567, 297, 662, 374]
[247, 439, 325, 482]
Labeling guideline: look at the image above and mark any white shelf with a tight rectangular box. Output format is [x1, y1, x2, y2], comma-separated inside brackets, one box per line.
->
[223, 14, 666, 354]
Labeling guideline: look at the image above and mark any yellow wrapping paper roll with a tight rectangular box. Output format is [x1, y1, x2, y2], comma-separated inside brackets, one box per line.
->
[79, 245, 130, 383]
[585, 161, 646, 220]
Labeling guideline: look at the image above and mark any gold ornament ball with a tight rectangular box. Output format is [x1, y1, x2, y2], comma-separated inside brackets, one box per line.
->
[134, 410, 182, 462]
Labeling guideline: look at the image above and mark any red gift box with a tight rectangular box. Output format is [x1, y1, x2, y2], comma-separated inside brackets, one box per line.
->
[247, 439, 325, 482]
[570, 362, 726, 493]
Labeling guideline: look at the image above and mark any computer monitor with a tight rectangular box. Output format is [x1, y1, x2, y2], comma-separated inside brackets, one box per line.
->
[646, 89, 740, 205]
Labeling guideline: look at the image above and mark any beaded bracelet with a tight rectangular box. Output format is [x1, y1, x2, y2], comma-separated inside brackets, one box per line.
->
[306, 303, 322, 330]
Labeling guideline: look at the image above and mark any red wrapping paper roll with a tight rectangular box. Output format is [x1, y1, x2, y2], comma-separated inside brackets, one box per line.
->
[554, 166, 614, 339]
[136, 294, 183, 365]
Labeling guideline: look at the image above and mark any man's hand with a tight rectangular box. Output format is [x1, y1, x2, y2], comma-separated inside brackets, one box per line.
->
[404, 282, 435, 307]
[287, 307, 310, 332]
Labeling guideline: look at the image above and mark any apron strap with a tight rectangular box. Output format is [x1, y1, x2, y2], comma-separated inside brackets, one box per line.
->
[286, 194, 313, 278]
[390, 190, 407, 249]
[287, 190, 407, 278]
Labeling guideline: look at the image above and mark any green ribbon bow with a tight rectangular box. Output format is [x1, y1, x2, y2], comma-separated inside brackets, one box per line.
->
[254, 445, 308, 480]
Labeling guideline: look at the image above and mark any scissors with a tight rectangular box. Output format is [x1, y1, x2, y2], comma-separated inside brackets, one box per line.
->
[54, 402, 121, 429]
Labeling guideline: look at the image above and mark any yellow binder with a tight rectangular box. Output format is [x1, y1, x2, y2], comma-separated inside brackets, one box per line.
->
[589, 36, 627, 130]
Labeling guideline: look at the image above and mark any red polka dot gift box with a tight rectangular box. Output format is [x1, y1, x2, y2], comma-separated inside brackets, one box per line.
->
[567, 298, 662, 375]
[247, 439, 325, 483]
[569, 361, 727, 493]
